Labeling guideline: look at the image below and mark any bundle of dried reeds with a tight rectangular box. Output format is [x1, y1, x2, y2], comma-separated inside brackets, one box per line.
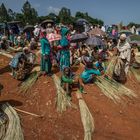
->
[95, 76, 137, 104]
[1, 103, 24, 140]
[130, 67, 140, 82]
[52, 74, 77, 113]
[19, 71, 39, 94]
[0, 111, 8, 140]
[76, 91, 94, 140]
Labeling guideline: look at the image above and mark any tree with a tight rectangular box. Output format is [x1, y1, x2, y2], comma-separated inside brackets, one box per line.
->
[15, 13, 24, 24]
[127, 22, 140, 28]
[0, 3, 9, 22]
[47, 13, 60, 23]
[8, 9, 16, 21]
[75, 12, 85, 19]
[75, 11, 104, 26]
[22, 1, 38, 25]
[58, 7, 72, 24]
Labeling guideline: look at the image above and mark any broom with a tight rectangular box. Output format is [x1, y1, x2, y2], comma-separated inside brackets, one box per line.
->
[1, 103, 24, 140]
[76, 91, 94, 140]
[52, 74, 77, 113]
[130, 67, 140, 82]
[105, 56, 117, 76]
[95, 76, 137, 104]
[19, 71, 39, 95]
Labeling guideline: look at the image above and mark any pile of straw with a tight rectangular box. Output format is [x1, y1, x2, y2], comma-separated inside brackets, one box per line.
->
[19, 71, 39, 95]
[0, 51, 13, 59]
[105, 56, 117, 76]
[95, 76, 137, 104]
[76, 91, 94, 140]
[1, 103, 24, 140]
[130, 68, 140, 82]
[52, 74, 77, 113]
[0, 110, 8, 140]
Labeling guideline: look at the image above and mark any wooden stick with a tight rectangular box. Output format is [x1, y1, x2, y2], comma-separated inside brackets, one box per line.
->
[13, 107, 43, 118]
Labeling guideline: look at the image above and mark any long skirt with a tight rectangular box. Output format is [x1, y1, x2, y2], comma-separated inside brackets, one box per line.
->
[59, 50, 70, 71]
[41, 55, 52, 73]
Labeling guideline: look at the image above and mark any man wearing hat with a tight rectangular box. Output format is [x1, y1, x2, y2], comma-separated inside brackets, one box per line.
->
[117, 33, 131, 74]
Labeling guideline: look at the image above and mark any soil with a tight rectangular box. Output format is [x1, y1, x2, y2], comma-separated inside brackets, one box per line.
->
[0, 55, 140, 140]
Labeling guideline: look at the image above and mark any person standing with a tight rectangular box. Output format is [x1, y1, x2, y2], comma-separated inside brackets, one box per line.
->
[40, 30, 52, 76]
[57, 27, 70, 71]
[117, 34, 131, 75]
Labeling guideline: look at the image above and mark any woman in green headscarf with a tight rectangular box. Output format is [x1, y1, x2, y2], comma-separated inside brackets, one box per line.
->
[57, 27, 70, 71]
[40, 30, 52, 76]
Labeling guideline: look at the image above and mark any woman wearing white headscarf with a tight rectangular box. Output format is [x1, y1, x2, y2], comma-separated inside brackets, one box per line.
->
[117, 34, 131, 74]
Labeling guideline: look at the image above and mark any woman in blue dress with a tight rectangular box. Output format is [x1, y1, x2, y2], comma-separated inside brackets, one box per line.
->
[40, 30, 52, 76]
[58, 27, 70, 71]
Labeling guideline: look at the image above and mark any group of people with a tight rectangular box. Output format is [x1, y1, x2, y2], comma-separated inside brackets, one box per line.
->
[0, 21, 136, 97]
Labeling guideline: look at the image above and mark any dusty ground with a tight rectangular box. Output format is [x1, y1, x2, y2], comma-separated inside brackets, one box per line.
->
[0, 55, 140, 140]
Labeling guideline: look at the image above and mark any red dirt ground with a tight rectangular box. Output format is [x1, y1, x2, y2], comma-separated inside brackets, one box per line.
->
[0, 55, 140, 140]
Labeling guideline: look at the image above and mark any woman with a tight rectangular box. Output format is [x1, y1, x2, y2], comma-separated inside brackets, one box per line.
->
[9, 47, 35, 80]
[57, 27, 70, 71]
[61, 66, 86, 96]
[40, 30, 52, 76]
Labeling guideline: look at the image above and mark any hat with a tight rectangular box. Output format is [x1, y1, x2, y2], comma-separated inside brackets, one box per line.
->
[120, 34, 126, 39]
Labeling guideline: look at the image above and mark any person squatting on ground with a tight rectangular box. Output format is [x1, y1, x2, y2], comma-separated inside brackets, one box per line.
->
[9, 47, 35, 80]
[80, 56, 106, 84]
[61, 66, 86, 97]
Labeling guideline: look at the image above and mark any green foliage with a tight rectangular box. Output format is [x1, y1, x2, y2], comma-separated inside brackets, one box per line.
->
[47, 13, 60, 23]
[75, 11, 104, 26]
[0, 3, 9, 22]
[8, 9, 16, 21]
[0, 2, 104, 26]
[21, 1, 38, 25]
[15, 13, 25, 25]
[58, 7, 73, 24]
[127, 22, 140, 28]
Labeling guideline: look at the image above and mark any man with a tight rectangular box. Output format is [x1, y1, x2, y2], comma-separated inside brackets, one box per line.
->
[117, 34, 131, 74]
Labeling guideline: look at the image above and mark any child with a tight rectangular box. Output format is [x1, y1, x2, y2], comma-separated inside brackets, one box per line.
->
[61, 66, 86, 97]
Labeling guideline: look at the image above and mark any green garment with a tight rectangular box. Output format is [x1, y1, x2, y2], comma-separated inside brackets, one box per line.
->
[9, 34, 14, 43]
[40, 38, 51, 56]
[41, 55, 52, 73]
[61, 75, 73, 84]
[59, 27, 70, 71]
[40, 37, 52, 73]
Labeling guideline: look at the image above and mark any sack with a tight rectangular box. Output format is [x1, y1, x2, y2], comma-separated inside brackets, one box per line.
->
[113, 58, 126, 83]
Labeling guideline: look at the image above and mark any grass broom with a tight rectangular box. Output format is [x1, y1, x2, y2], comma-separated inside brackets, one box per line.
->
[19, 71, 39, 95]
[95, 76, 137, 104]
[52, 74, 77, 113]
[130, 67, 140, 82]
[76, 91, 94, 140]
[1, 103, 24, 140]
